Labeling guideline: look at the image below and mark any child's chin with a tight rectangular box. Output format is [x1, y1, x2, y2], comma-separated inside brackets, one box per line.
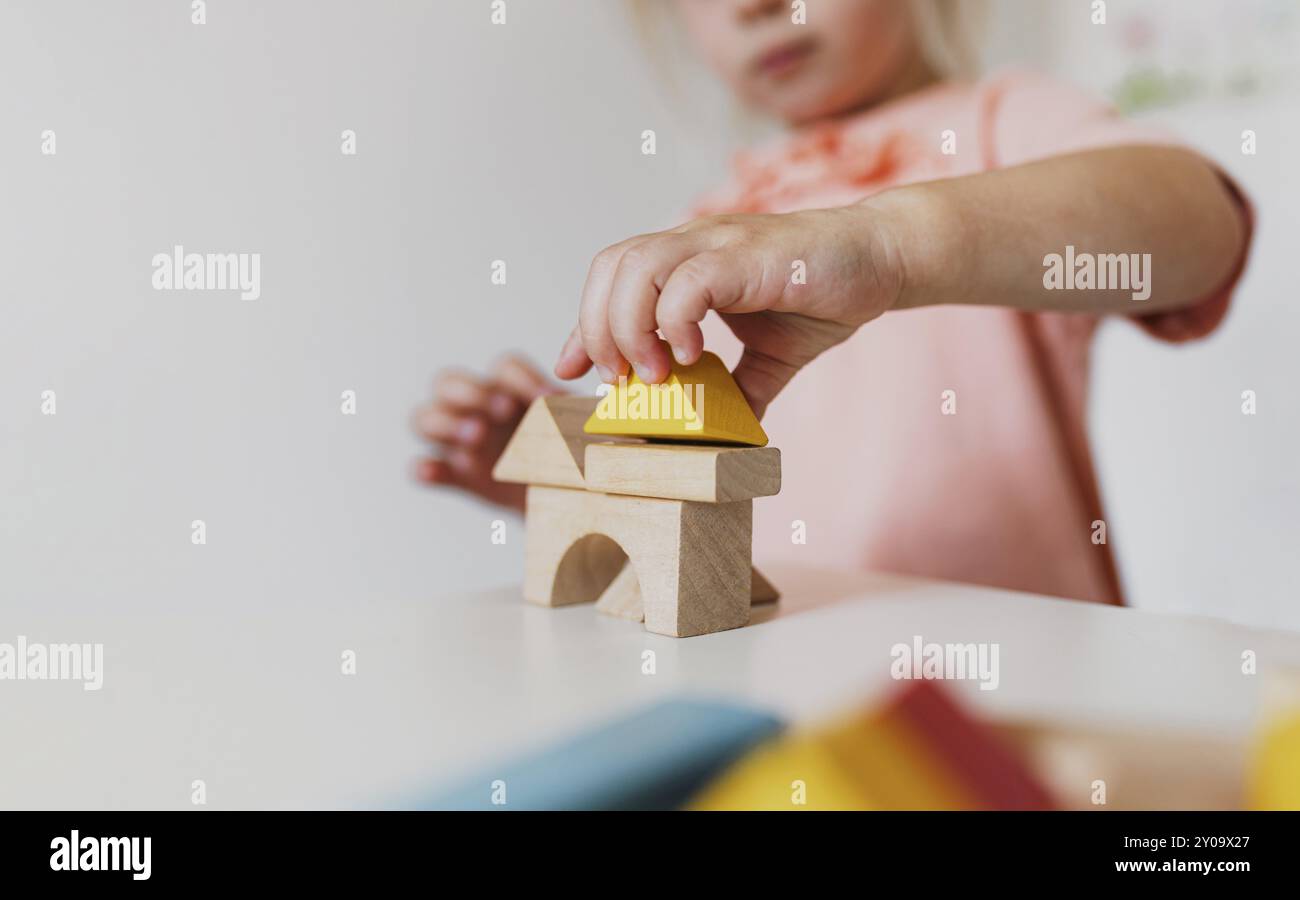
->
[757, 70, 865, 123]
[769, 90, 855, 126]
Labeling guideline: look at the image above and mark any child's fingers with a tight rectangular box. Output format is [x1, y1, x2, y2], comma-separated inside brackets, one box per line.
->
[443, 446, 486, 475]
[412, 457, 454, 484]
[432, 369, 497, 411]
[654, 255, 719, 367]
[411, 454, 486, 491]
[553, 326, 592, 380]
[412, 405, 488, 447]
[606, 234, 698, 383]
[413, 456, 526, 511]
[656, 249, 747, 364]
[485, 393, 518, 424]
[580, 237, 649, 381]
[728, 342, 800, 421]
[492, 354, 559, 402]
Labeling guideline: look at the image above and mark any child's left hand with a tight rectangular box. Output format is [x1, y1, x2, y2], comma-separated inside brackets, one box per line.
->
[552, 206, 901, 417]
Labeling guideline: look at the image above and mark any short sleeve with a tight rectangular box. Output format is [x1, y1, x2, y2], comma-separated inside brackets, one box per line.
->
[982, 70, 1254, 344]
[983, 69, 1181, 168]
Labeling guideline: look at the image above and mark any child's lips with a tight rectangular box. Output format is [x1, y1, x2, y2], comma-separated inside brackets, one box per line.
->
[753, 37, 817, 80]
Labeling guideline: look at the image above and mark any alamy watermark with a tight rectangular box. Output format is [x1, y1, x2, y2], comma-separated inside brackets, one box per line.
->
[890, 635, 1000, 691]
[595, 376, 703, 431]
[50, 830, 150, 881]
[0, 636, 103, 691]
[151, 244, 261, 300]
[1043, 245, 1151, 301]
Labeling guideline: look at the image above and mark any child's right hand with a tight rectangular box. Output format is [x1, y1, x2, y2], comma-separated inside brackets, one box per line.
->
[551, 207, 901, 418]
[411, 354, 562, 511]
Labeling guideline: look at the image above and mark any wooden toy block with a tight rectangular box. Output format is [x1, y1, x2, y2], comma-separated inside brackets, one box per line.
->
[584, 442, 781, 503]
[525, 485, 752, 637]
[593, 563, 644, 621]
[495, 386, 781, 638]
[583, 351, 768, 446]
[492, 395, 637, 489]
[750, 567, 780, 604]
[594, 562, 780, 622]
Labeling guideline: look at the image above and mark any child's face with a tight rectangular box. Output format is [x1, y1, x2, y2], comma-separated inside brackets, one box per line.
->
[672, 0, 923, 124]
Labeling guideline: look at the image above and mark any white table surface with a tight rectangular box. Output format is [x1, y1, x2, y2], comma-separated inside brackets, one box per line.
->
[4, 565, 1298, 809]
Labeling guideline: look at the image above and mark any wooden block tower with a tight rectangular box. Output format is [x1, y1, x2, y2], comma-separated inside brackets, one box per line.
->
[493, 352, 780, 638]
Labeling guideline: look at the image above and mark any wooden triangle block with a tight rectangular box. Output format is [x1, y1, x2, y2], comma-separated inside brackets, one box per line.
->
[593, 563, 643, 621]
[583, 351, 768, 447]
[750, 567, 780, 604]
[493, 395, 606, 489]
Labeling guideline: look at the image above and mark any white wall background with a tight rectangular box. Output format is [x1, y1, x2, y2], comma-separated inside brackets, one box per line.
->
[2, 1, 1297, 630]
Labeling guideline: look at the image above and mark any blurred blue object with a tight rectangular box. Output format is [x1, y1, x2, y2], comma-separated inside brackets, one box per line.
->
[417, 698, 784, 811]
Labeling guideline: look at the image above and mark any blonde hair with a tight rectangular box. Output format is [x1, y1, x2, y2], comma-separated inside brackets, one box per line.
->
[912, 0, 988, 80]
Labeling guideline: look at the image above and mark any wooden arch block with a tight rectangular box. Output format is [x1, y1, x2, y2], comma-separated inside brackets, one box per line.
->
[595, 562, 780, 623]
[523, 485, 752, 638]
[494, 385, 781, 638]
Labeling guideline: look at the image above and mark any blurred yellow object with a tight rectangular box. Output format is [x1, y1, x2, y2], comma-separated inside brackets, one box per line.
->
[1249, 671, 1300, 810]
[584, 351, 768, 446]
[691, 682, 1052, 811]
[689, 728, 874, 810]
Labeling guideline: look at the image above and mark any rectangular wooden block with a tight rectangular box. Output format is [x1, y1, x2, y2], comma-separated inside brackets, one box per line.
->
[583, 442, 781, 503]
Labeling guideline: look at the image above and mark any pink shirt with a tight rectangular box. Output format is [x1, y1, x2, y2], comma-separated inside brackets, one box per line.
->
[692, 71, 1251, 605]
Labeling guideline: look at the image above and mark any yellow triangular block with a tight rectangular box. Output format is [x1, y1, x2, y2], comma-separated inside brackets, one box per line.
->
[583, 352, 768, 446]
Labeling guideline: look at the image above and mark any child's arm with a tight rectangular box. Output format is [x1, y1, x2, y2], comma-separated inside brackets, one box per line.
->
[554, 144, 1247, 415]
[873, 145, 1248, 315]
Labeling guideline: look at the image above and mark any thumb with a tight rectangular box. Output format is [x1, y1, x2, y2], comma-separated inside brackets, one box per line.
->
[730, 347, 799, 421]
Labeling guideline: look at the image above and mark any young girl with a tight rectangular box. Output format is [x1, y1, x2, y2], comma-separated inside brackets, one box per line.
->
[413, 0, 1252, 605]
